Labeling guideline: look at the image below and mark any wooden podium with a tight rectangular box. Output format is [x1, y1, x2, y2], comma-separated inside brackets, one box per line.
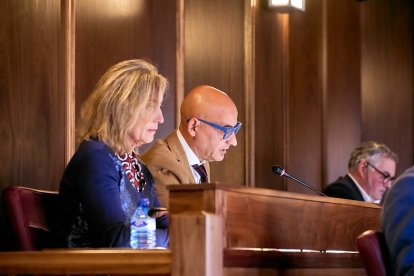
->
[0, 184, 381, 275]
[169, 183, 381, 275]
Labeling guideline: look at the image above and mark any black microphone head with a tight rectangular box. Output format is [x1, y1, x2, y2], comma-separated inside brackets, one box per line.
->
[272, 165, 285, 176]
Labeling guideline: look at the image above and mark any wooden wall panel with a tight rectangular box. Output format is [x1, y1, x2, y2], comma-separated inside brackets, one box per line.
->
[253, 0, 413, 193]
[183, 0, 246, 185]
[323, 0, 362, 185]
[254, 10, 287, 190]
[361, 0, 413, 176]
[0, 0, 65, 192]
[0, 0, 65, 250]
[75, 0, 177, 153]
[286, 1, 323, 194]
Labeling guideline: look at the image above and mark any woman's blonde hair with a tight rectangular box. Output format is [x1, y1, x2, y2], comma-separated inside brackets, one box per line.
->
[77, 59, 168, 153]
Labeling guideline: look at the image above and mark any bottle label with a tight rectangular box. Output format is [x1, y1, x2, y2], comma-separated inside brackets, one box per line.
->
[130, 216, 156, 249]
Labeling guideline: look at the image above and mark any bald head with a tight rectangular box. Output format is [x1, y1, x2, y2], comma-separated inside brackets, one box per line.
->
[179, 85, 237, 126]
[178, 85, 239, 162]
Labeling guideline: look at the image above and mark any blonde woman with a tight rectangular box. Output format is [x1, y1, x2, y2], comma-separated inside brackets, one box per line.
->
[58, 59, 168, 248]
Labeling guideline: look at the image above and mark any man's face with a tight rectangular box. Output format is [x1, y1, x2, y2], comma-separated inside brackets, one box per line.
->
[193, 110, 239, 162]
[363, 157, 396, 200]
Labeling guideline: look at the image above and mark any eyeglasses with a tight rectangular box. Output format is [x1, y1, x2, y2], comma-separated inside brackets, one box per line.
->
[195, 118, 242, 139]
[366, 162, 395, 183]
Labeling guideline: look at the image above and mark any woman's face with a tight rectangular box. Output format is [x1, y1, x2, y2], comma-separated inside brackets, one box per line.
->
[127, 95, 164, 151]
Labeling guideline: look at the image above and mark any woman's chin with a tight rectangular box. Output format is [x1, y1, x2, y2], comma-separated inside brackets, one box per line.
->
[142, 136, 155, 145]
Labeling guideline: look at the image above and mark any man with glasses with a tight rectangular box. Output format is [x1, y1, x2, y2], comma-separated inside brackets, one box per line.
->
[142, 85, 241, 207]
[323, 141, 398, 204]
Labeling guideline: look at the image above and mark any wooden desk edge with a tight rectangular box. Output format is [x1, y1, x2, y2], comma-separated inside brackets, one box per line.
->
[167, 183, 382, 209]
[223, 247, 363, 269]
[0, 249, 172, 275]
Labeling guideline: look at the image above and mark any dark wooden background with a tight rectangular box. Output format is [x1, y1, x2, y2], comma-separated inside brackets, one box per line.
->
[0, 0, 412, 248]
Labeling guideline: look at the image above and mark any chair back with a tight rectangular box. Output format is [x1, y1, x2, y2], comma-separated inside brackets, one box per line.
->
[2, 186, 61, 250]
[356, 230, 391, 276]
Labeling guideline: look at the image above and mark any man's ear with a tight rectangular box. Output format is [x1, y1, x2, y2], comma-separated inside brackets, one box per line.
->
[187, 118, 198, 137]
[357, 160, 368, 176]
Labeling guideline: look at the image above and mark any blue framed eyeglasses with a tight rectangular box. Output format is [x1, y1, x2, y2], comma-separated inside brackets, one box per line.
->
[366, 162, 395, 183]
[196, 118, 242, 139]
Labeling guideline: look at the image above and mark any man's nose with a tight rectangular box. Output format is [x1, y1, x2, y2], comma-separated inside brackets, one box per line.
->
[227, 133, 237, 146]
[384, 180, 393, 189]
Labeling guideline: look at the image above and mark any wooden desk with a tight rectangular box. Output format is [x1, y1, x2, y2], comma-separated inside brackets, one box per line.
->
[168, 183, 381, 275]
[0, 184, 380, 276]
[0, 249, 171, 275]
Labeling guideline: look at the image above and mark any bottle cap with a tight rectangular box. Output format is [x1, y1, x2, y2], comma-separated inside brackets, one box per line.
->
[138, 198, 150, 208]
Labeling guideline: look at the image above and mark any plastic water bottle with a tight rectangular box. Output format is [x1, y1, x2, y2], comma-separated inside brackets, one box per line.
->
[130, 198, 156, 249]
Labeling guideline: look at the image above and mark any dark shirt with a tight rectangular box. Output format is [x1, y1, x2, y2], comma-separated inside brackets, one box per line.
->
[57, 140, 168, 248]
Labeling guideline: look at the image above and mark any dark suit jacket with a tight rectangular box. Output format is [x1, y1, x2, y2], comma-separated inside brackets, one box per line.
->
[323, 175, 365, 201]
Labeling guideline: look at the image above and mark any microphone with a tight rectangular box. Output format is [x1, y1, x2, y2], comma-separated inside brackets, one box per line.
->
[148, 207, 168, 218]
[272, 165, 327, 197]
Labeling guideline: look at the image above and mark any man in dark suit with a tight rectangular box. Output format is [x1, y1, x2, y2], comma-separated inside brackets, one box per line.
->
[323, 141, 398, 203]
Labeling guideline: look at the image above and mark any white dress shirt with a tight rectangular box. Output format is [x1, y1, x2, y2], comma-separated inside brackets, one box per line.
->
[176, 130, 205, 183]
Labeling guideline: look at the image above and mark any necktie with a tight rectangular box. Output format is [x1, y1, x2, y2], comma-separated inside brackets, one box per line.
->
[192, 164, 208, 183]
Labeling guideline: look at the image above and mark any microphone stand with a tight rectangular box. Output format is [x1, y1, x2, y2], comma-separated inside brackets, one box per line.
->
[272, 165, 328, 197]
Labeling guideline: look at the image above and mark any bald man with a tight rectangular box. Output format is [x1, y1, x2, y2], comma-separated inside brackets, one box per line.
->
[141, 85, 241, 207]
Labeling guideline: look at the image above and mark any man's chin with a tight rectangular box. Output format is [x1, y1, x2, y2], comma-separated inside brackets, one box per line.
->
[214, 155, 225, 162]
